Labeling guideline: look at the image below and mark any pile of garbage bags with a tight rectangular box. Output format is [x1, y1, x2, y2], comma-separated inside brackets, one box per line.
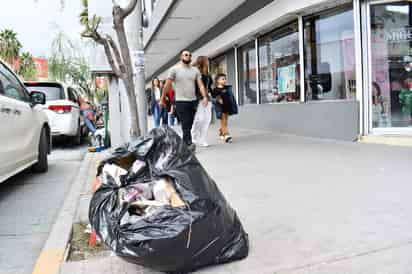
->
[89, 127, 249, 273]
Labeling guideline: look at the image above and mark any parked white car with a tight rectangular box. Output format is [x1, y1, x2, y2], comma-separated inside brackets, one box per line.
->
[0, 59, 51, 183]
[25, 82, 83, 145]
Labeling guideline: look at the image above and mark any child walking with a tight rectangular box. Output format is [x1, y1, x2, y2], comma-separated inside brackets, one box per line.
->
[212, 74, 238, 143]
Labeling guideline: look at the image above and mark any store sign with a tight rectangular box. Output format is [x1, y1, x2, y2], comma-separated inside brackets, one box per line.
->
[385, 28, 412, 43]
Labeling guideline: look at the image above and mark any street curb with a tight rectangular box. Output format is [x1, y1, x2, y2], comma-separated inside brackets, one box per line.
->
[31, 153, 95, 274]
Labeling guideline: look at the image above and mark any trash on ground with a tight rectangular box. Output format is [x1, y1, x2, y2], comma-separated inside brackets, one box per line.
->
[102, 164, 128, 187]
[84, 224, 92, 234]
[89, 127, 249, 273]
[153, 177, 185, 207]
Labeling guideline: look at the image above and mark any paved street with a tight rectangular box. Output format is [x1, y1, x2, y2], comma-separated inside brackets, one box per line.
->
[58, 126, 412, 274]
[0, 141, 87, 274]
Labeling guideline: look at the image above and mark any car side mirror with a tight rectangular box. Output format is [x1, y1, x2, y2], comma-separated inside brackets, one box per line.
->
[30, 91, 46, 105]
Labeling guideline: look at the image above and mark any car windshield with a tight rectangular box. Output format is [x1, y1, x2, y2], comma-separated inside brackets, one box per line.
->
[26, 84, 65, 101]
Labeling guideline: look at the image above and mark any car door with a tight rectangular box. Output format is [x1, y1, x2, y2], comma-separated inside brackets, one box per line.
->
[0, 62, 38, 175]
[0, 74, 20, 178]
[68, 87, 80, 131]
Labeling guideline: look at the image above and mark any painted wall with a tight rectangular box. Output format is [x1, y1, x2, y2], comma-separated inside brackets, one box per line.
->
[230, 100, 359, 141]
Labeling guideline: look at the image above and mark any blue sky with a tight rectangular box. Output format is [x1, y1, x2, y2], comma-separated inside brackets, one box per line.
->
[0, 0, 85, 57]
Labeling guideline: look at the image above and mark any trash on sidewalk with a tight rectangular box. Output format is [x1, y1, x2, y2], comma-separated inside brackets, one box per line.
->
[89, 127, 249, 273]
[84, 224, 92, 234]
[87, 128, 108, 153]
[153, 177, 185, 207]
[102, 164, 128, 187]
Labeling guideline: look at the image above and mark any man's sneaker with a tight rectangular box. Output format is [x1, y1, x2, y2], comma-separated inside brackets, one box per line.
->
[224, 135, 233, 143]
[188, 143, 196, 153]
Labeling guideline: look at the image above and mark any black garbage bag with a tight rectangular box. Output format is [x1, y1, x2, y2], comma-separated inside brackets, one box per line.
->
[89, 127, 249, 273]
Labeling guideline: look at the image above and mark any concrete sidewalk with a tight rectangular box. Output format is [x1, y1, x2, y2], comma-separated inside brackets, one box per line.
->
[60, 125, 412, 274]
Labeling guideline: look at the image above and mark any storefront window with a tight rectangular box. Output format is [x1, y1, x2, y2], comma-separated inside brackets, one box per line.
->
[238, 41, 257, 104]
[304, 5, 356, 101]
[210, 55, 227, 81]
[370, 2, 412, 128]
[258, 22, 300, 104]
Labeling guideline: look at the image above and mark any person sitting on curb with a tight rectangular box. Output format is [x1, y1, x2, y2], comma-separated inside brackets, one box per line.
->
[78, 97, 96, 136]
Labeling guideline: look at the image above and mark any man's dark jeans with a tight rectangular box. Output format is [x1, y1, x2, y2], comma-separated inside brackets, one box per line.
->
[175, 100, 197, 145]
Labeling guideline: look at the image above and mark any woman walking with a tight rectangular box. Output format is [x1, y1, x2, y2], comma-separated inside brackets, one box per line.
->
[165, 86, 177, 126]
[212, 73, 238, 143]
[152, 78, 168, 128]
[191, 56, 213, 147]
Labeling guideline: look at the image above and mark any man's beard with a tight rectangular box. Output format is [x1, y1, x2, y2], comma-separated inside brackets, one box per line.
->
[182, 59, 191, 64]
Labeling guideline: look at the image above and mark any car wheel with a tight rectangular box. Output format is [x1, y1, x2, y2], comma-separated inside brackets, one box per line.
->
[73, 122, 82, 145]
[32, 128, 48, 173]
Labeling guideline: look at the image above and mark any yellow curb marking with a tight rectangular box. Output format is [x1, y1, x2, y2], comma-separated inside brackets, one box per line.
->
[32, 249, 65, 274]
[359, 136, 412, 147]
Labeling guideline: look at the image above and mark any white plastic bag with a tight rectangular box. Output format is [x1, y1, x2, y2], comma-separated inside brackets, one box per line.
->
[191, 102, 212, 145]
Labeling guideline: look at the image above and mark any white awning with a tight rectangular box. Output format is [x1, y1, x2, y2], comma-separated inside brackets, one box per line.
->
[143, 0, 247, 79]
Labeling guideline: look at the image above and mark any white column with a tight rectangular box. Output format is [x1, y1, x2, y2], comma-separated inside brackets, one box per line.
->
[298, 15, 305, 103]
[255, 38, 260, 104]
[108, 76, 123, 147]
[353, 0, 365, 137]
[124, 0, 148, 136]
[234, 46, 240, 102]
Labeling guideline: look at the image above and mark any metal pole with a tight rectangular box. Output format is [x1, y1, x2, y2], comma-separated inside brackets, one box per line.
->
[125, 0, 148, 135]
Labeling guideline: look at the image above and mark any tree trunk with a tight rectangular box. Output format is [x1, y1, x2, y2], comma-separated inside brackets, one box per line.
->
[80, 0, 141, 141]
[113, 5, 140, 140]
[122, 76, 140, 140]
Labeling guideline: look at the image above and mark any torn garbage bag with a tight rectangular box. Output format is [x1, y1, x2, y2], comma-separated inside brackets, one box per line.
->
[89, 127, 249, 273]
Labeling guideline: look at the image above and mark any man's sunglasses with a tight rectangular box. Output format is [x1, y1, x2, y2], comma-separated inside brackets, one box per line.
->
[183, 53, 192, 57]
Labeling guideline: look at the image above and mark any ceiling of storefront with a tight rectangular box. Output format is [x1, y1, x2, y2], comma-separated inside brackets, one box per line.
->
[144, 0, 247, 79]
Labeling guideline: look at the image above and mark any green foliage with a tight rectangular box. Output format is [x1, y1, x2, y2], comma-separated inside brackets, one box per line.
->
[79, 0, 102, 42]
[0, 29, 22, 66]
[18, 52, 37, 81]
[94, 86, 108, 104]
[48, 31, 93, 99]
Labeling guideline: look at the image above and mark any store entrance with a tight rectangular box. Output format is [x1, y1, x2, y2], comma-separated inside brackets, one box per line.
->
[369, 1, 412, 132]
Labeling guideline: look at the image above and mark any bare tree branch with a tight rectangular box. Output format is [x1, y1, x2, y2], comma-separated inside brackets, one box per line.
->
[120, 0, 138, 19]
[106, 36, 125, 74]
[102, 40, 121, 77]
[79, 0, 142, 138]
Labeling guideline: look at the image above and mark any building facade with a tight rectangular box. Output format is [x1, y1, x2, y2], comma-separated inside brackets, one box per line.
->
[144, 0, 412, 141]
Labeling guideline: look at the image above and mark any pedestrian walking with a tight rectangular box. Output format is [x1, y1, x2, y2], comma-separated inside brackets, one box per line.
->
[145, 86, 154, 116]
[191, 56, 213, 147]
[165, 86, 177, 126]
[152, 78, 168, 128]
[161, 49, 209, 152]
[211, 74, 238, 143]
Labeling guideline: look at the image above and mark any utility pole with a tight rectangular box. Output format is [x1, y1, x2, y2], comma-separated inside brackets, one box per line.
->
[124, 0, 148, 135]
